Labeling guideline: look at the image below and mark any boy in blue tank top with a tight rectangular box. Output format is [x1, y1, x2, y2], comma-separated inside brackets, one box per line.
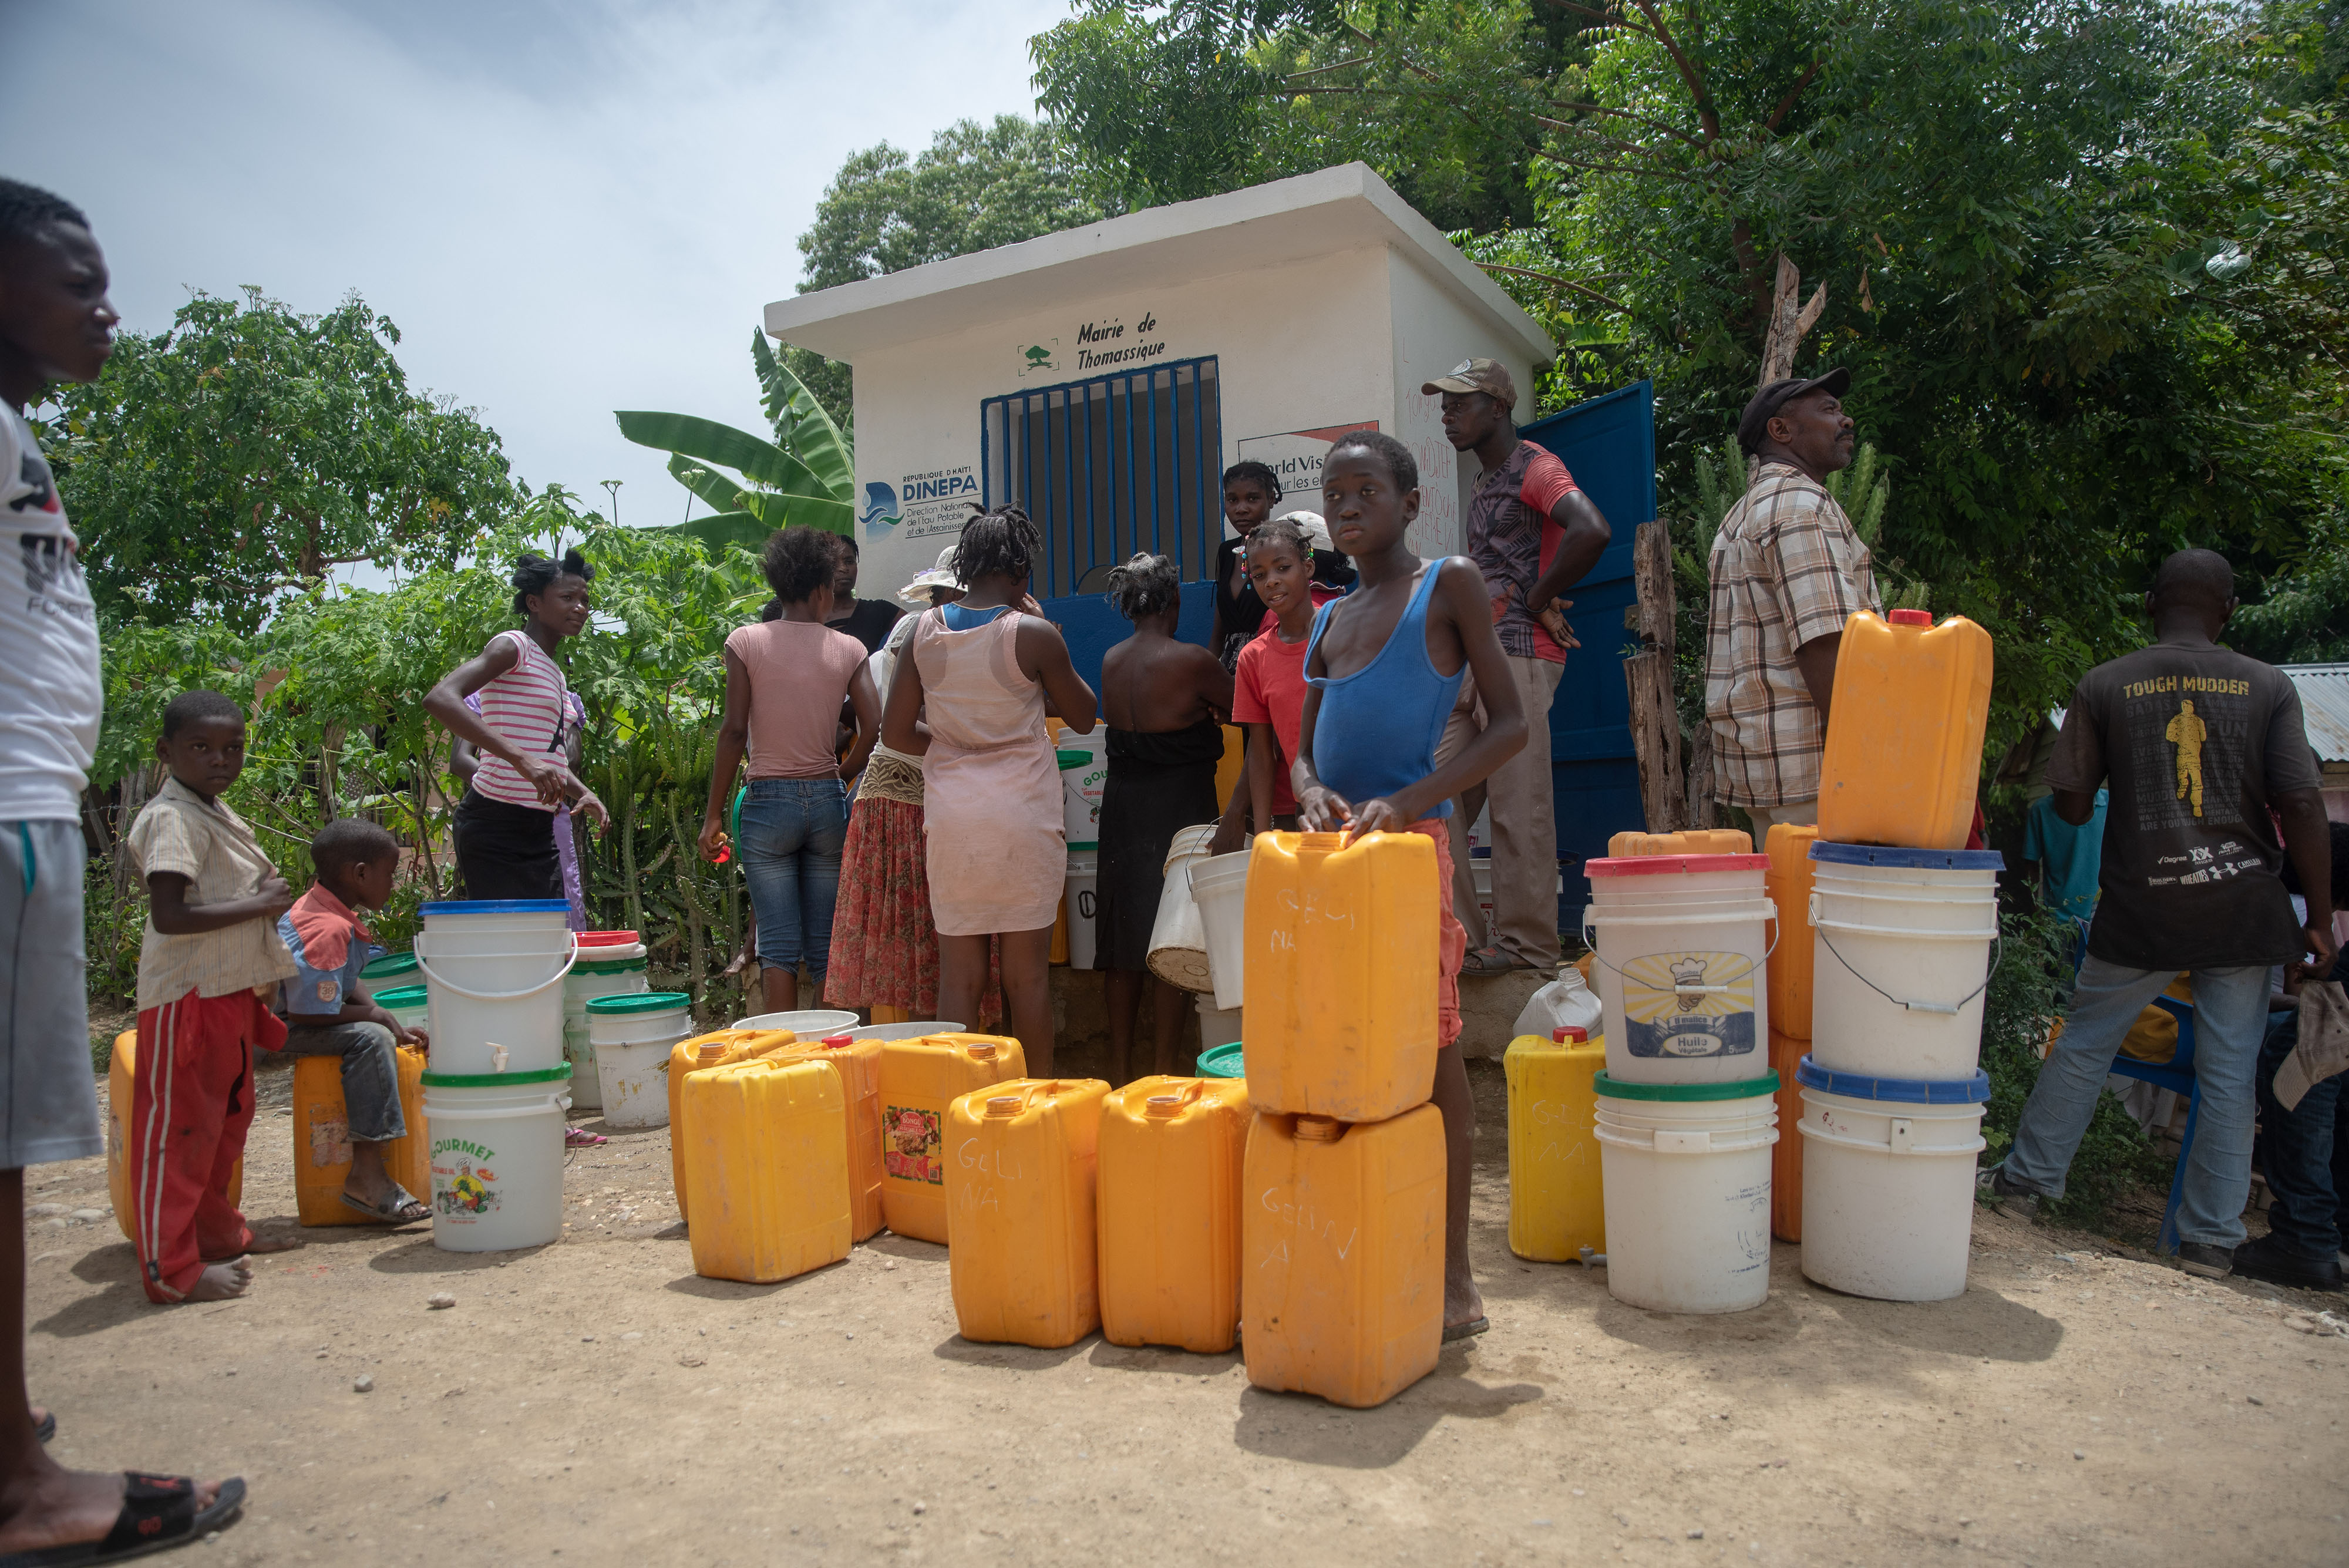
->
[1293, 429, 1527, 1341]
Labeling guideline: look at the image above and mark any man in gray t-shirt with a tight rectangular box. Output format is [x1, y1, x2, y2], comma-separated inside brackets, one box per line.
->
[1983, 550, 2337, 1279]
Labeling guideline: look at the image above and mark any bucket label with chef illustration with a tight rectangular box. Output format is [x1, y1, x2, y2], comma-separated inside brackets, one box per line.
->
[1618, 950, 1758, 1059]
[884, 1106, 944, 1186]
[432, 1138, 503, 1216]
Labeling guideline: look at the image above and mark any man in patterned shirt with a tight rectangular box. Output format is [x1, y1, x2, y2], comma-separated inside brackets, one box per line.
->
[1427, 358, 1613, 975]
[1703, 369, 1880, 833]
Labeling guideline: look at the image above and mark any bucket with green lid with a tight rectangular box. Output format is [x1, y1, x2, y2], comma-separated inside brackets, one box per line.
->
[584, 992, 694, 1130]
[1198, 1041, 1245, 1079]
[421, 1062, 572, 1252]
[373, 983, 429, 1036]
[360, 949, 418, 984]
[563, 931, 647, 1115]
[1592, 1069, 1779, 1315]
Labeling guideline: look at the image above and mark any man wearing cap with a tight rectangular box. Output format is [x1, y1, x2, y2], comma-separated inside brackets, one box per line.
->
[1703, 369, 1877, 833]
[1428, 357, 1613, 975]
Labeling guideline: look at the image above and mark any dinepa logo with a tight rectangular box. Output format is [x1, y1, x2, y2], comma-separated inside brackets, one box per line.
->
[861, 482, 901, 539]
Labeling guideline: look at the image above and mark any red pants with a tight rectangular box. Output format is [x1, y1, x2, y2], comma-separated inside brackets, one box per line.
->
[1404, 817, 1467, 1050]
[127, 989, 284, 1303]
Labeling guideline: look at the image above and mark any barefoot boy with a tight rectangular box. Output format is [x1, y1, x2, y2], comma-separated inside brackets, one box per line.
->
[123, 690, 299, 1303]
[278, 817, 429, 1223]
[1293, 430, 1526, 1341]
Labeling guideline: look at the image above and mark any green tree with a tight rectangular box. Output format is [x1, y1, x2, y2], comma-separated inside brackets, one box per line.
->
[42, 288, 518, 632]
[783, 115, 1120, 427]
[614, 332, 856, 551]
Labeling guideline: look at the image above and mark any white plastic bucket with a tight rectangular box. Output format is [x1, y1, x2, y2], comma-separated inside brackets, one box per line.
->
[1594, 1071, 1778, 1314]
[1796, 1056, 1987, 1301]
[422, 1065, 571, 1253]
[1806, 843, 2003, 1079]
[839, 1021, 966, 1041]
[1066, 849, 1100, 971]
[1059, 732, 1108, 850]
[414, 900, 578, 1076]
[585, 992, 694, 1129]
[561, 951, 649, 1114]
[1146, 824, 1220, 994]
[1581, 854, 1775, 1084]
[732, 1008, 860, 1035]
[1196, 995, 1241, 1058]
[373, 984, 430, 1038]
[1189, 850, 1250, 1010]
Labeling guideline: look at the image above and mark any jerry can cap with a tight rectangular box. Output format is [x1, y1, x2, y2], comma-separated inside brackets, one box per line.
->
[1887, 607, 1933, 627]
[1145, 1093, 1184, 1117]
[984, 1094, 1023, 1117]
[1552, 1025, 1589, 1043]
[1294, 1115, 1341, 1142]
[820, 1033, 853, 1048]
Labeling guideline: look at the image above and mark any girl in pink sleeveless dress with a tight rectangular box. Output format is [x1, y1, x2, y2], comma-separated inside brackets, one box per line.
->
[882, 509, 1097, 1072]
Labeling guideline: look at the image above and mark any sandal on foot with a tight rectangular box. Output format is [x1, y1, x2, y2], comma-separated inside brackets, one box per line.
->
[340, 1184, 429, 1225]
[33, 1410, 53, 1445]
[1457, 946, 1523, 978]
[564, 1126, 608, 1148]
[0, 1472, 245, 1567]
[1441, 1316, 1490, 1342]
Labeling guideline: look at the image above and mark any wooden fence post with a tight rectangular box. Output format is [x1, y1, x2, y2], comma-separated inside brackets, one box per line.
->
[1623, 519, 1685, 833]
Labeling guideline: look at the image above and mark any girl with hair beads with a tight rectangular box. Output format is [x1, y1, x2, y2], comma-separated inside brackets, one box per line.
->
[1095, 553, 1233, 1081]
[882, 507, 1096, 1072]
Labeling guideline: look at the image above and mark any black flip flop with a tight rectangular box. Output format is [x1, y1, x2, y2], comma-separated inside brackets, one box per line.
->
[0, 1472, 244, 1567]
[33, 1411, 54, 1445]
[1441, 1316, 1490, 1342]
[339, 1184, 429, 1225]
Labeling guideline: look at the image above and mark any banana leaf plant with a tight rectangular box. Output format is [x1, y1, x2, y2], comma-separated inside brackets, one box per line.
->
[614, 331, 854, 552]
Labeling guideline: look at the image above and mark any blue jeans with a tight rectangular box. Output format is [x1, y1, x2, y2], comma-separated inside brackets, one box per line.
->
[279, 1019, 405, 1142]
[2254, 951, 2349, 1261]
[739, 778, 849, 978]
[2005, 955, 2271, 1249]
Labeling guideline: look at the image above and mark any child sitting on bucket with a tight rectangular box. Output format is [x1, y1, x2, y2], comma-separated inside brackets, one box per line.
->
[122, 690, 302, 1302]
[277, 816, 430, 1224]
[1291, 430, 1527, 1342]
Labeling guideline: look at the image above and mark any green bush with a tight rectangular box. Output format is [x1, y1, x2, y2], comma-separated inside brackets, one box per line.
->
[1980, 909, 2169, 1231]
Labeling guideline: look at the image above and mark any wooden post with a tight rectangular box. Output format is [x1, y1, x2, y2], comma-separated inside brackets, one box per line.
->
[1623, 519, 1685, 833]
[1758, 253, 1828, 387]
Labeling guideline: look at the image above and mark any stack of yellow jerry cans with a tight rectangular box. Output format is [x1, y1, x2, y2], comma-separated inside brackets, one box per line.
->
[1237, 831, 1447, 1409]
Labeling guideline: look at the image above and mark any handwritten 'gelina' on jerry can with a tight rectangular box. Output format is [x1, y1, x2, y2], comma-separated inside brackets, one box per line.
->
[878, 1034, 1027, 1244]
[1097, 1075, 1251, 1353]
[682, 1058, 852, 1284]
[1503, 1028, 1606, 1263]
[668, 1028, 797, 1222]
[770, 1032, 887, 1241]
[1816, 608, 1993, 851]
[1241, 831, 1438, 1122]
[1241, 1106, 1445, 1409]
[946, 1078, 1110, 1348]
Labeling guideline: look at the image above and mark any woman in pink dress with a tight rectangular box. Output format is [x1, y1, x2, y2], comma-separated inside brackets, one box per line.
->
[881, 507, 1096, 1071]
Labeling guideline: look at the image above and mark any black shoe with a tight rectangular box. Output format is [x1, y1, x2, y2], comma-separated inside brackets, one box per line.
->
[1976, 1164, 2041, 1220]
[2230, 1233, 2345, 1293]
[2175, 1241, 2236, 1279]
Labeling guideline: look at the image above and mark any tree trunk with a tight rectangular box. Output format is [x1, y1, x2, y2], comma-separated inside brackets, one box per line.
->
[1758, 253, 1828, 386]
[1623, 519, 1685, 833]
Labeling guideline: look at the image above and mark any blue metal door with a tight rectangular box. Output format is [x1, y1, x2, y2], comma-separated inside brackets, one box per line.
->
[1520, 380, 1656, 912]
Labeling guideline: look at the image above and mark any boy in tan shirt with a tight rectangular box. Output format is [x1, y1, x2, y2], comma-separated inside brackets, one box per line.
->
[123, 691, 299, 1303]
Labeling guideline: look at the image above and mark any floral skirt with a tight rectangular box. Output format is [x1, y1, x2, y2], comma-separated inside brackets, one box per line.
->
[824, 796, 1001, 1025]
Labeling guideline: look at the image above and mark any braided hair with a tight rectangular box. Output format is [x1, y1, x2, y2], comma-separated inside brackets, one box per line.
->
[951, 504, 1039, 588]
[1106, 553, 1182, 621]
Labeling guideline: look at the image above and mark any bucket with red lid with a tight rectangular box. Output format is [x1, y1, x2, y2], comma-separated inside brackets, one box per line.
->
[1580, 851, 1776, 1085]
[563, 930, 648, 1113]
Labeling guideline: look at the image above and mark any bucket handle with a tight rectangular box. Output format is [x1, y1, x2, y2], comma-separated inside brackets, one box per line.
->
[412, 931, 580, 1003]
[1579, 906, 1778, 994]
[1808, 892, 2002, 1016]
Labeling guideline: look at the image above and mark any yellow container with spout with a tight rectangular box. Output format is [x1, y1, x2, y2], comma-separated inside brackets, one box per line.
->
[1241, 1105, 1444, 1408]
[292, 1046, 430, 1226]
[1503, 1028, 1606, 1263]
[668, 1028, 796, 1221]
[946, 1078, 1110, 1347]
[769, 1032, 887, 1241]
[877, 1033, 1027, 1243]
[1817, 609, 1993, 850]
[1241, 830, 1438, 1122]
[1097, 1075, 1251, 1352]
[107, 1032, 241, 1240]
[682, 1058, 852, 1284]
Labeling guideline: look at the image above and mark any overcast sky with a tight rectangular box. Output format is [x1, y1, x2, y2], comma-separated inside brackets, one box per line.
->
[2, 0, 1064, 537]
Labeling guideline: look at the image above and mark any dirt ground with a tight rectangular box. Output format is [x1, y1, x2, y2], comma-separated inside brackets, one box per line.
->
[23, 1059, 2349, 1567]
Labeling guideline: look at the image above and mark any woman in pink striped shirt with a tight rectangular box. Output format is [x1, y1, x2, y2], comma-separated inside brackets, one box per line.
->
[426, 550, 609, 901]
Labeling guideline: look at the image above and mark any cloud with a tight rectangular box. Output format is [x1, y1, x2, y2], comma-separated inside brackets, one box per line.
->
[2, 0, 1064, 533]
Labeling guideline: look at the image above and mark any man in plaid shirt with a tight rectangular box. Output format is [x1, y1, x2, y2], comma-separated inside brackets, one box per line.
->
[1703, 369, 1880, 832]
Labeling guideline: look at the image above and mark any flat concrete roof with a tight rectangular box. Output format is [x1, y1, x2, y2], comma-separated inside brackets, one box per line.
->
[763, 161, 1556, 365]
